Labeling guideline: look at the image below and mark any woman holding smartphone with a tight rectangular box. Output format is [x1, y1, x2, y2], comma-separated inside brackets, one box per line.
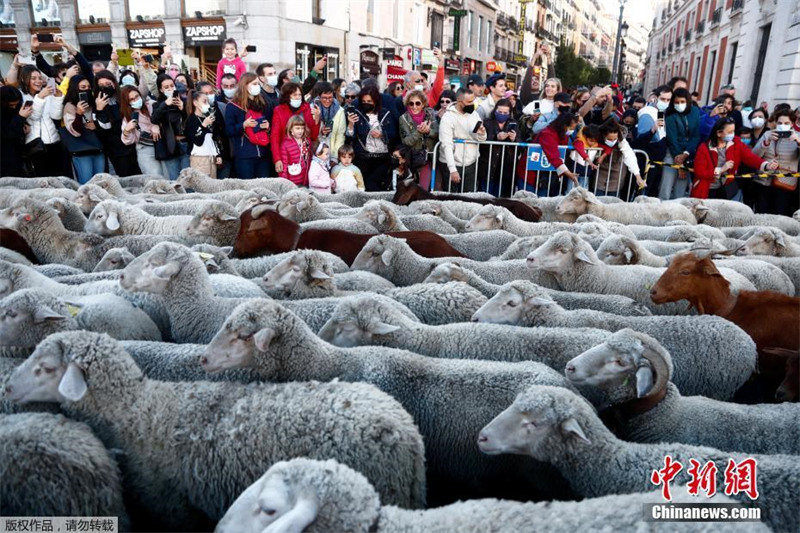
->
[151, 74, 189, 180]
[752, 109, 800, 215]
[185, 91, 222, 178]
[18, 65, 69, 176]
[61, 75, 104, 184]
[119, 86, 163, 176]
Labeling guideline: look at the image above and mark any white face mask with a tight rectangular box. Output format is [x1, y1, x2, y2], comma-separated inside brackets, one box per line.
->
[656, 100, 669, 111]
[248, 84, 261, 97]
[414, 84, 424, 92]
[605, 139, 618, 147]
[750, 117, 765, 129]
[290, 98, 302, 109]
[163, 89, 174, 99]
[199, 103, 210, 114]
[266, 75, 278, 87]
[674, 103, 687, 113]
[223, 88, 236, 99]
[566, 129, 575, 137]
[776, 124, 792, 132]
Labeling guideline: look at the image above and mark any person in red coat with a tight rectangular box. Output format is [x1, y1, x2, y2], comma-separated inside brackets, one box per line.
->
[518, 111, 580, 196]
[692, 117, 779, 199]
[270, 82, 321, 176]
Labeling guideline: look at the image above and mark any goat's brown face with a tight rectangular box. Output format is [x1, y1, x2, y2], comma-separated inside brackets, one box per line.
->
[650, 253, 718, 304]
[776, 356, 799, 402]
[392, 180, 420, 205]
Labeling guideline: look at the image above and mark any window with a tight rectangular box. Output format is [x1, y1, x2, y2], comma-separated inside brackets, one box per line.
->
[486, 20, 492, 54]
[693, 55, 701, 88]
[467, 11, 473, 48]
[367, 0, 374, 32]
[430, 11, 443, 49]
[727, 41, 737, 85]
[185, 0, 227, 17]
[296, 43, 339, 81]
[1, 0, 15, 26]
[77, 0, 111, 25]
[478, 16, 484, 51]
[128, 0, 164, 21]
[30, 0, 59, 26]
[750, 24, 771, 103]
[704, 49, 716, 103]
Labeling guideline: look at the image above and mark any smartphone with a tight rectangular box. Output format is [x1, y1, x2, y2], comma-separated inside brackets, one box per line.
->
[22, 100, 33, 109]
[776, 130, 792, 139]
[533, 100, 541, 111]
[245, 45, 256, 53]
[472, 121, 483, 134]
[131, 111, 139, 122]
[79, 91, 90, 104]
[37, 33, 55, 43]
[507, 122, 517, 130]
[143, 54, 155, 63]
[345, 105, 357, 115]
[657, 110, 665, 119]
[433, 41, 440, 48]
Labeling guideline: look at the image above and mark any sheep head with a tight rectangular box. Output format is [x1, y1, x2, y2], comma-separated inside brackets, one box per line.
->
[87, 173, 122, 196]
[176, 167, 207, 190]
[191, 244, 233, 274]
[262, 251, 335, 294]
[0, 199, 55, 232]
[277, 189, 316, 221]
[737, 227, 787, 256]
[409, 200, 442, 217]
[351, 235, 407, 273]
[186, 202, 240, 238]
[317, 296, 404, 348]
[565, 329, 673, 404]
[464, 204, 508, 232]
[478, 384, 594, 459]
[527, 232, 599, 274]
[512, 190, 538, 200]
[596, 235, 639, 265]
[424, 262, 470, 284]
[143, 179, 187, 195]
[687, 200, 712, 223]
[391, 177, 422, 205]
[235, 190, 278, 214]
[0, 289, 82, 350]
[664, 225, 704, 243]
[472, 281, 556, 325]
[93, 247, 135, 272]
[0, 261, 28, 298]
[216, 458, 380, 533]
[119, 242, 191, 294]
[556, 187, 598, 216]
[202, 299, 294, 375]
[86, 200, 124, 236]
[650, 252, 730, 308]
[356, 201, 400, 232]
[75, 184, 111, 214]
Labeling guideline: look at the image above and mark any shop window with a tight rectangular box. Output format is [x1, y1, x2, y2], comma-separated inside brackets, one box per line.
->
[185, 0, 227, 18]
[77, 0, 111, 25]
[1, 0, 14, 27]
[128, 0, 164, 21]
[295, 43, 340, 82]
[30, 0, 59, 26]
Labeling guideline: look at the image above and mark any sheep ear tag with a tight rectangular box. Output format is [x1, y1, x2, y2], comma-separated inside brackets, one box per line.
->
[58, 362, 88, 402]
[105, 211, 120, 231]
[197, 252, 214, 261]
[253, 328, 276, 352]
[635, 367, 654, 398]
[561, 417, 591, 444]
[65, 304, 82, 318]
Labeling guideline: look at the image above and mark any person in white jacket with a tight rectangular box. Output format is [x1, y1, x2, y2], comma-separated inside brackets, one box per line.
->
[437, 87, 487, 192]
[594, 120, 645, 198]
[18, 65, 68, 176]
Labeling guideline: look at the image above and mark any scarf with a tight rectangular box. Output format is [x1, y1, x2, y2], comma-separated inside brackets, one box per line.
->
[313, 155, 330, 172]
[409, 107, 426, 125]
[318, 98, 341, 128]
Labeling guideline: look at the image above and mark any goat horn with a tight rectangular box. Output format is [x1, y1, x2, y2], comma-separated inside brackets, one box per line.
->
[251, 203, 274, 219]
[638, 335, 672, 401]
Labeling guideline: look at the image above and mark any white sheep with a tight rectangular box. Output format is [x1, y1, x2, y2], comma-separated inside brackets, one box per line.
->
[5, 331, 426, 529]
[177, 167, 297, 195]
[737, 227, 800, 257]
[356, 200, 457, 234]
[556, 187, 696, 225]
[92, 247, 135, 272]
[465, 204, 573, 236]
[142, 179, 187, 195]
[45, 197, 86, 231]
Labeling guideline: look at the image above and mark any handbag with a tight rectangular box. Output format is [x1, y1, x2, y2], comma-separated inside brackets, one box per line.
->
[58, 127, 103, 155]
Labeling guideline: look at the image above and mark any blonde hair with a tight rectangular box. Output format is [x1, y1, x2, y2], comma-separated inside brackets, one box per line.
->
[543, 77, 562, 97]
[286, 115, 310, 139]
[403, 89, 427, 107]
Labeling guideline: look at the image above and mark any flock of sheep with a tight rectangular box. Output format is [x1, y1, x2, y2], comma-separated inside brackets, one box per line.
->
[0, 167, 799, 533]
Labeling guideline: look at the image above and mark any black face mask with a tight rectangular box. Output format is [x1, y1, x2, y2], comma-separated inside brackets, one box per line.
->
[97, 86, 116, 98]
[462, 104, 475, 114]
[390, 156, 401, 168]
[557, 105, 572, 113]
[360, 102, 374, 113]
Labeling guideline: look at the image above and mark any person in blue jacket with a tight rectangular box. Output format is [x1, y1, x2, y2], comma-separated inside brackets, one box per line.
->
[661, 87, 701, 200]
[224, 74, 274, 179]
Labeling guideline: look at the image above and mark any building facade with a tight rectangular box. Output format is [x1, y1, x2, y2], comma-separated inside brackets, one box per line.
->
[644, 0, 800, 107]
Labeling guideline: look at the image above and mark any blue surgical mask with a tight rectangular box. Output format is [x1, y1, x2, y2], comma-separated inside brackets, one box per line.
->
[674, 103, 687, 113]
[206, 93, 216, 105]
[130, 98, 143, 109]
[656, 100, 669, 112]
[723, 133, 735, 142]
[605, 139, 618, 147]
[741, 138, 752, 146]
[121, 75, 136, 87]
[494, 111, 509, 122]
[223, 88, 236, 99]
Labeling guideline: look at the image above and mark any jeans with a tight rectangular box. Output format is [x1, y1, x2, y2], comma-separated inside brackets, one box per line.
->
[71, 153, 106, 184]
[235, 156, 272, 179]
[160, 157, 184, 181]
[178, 141, 191, 172]
[436, 160, 477, 193]
[658, 153, 689, 200]
[136, 144, 163, 176]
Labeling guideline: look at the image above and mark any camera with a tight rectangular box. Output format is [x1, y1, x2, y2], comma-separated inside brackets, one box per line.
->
[776, 130, 792, 139]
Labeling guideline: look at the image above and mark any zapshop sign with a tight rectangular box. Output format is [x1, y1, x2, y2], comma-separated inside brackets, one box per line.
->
[127, 27, 166, 47]
[184, 24, 226, 46]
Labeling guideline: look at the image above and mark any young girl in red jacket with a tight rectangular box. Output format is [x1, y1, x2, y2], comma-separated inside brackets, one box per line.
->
[692, 117, 779, 199]
[280, 115, 311, 186]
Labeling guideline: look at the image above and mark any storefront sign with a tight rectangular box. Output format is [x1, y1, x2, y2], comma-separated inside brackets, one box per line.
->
[445, 58, 460, 71]
[0, 34, 18, 51]
[486, 61, 496, 72]
[386, 55, 406, 83]
[127, 27, 165, 47]
[183, 23, 226, 46]
[78, 31, 111, 45]
[526, 145, 567, 172]
[381, 48, 395, 61]
[449, 75, 462, 89]
[360, 50, 380, 78]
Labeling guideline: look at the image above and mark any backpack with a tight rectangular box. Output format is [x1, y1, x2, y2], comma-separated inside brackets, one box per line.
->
[245, 109, 270, 146]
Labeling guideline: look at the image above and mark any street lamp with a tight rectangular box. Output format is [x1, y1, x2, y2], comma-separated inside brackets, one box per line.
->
[611, 0, 627, 84]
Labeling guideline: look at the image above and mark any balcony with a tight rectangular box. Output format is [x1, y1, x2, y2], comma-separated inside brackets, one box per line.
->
[526, 20, 535, 32]
[697, 20, 705, 33]
[711, 7, 722, 25]
[684, 29, 691, 41]
[732, 0, 744, 14]
[668, 42, 673, 52]
[675, 37, 681, 48]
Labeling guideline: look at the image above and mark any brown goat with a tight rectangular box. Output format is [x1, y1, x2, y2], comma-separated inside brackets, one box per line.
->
[769, 348, 799, 402]
[0, 228, 39, 264]
[651, 252, 800, 351]
[391, 179, 543, 222]
[233, 206, 466, 265]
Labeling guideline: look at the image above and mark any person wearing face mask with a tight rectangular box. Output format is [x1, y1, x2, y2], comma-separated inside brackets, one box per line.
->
[437, 88, 487, 192]
[120, 86, 163, 176]
[699, 93, 737, 141]
[394, 49, 445, 114]
[195, 81, 232, 179]
[216, 38, 247, 89]
[270, 82, 321, 176]
[256, 63, 280, 107]
[218, 73, 238, 109]
[480, 98, 518, 196]
[91, 70, 141, 176]
[692, 117, 777, 200]
[636, 85, 671, 197]
[531, 92, 574, 136]
[399, 89, 439, 190]
[660, 87, 701, 200]
[593, 119, 644, 199]
[1, 85, 30, 176]
[150, 73, 188, 180]
[61, 75, 105, 184]
[345, 84, 399, 191]
[224, 73, 275, 179]
[185, 91, 223, 178]
[752, 109, 800, 215]
[311, 81, 346, 164]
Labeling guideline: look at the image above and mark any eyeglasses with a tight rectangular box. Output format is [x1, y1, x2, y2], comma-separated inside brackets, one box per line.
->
[408, 101, 424, 107]
[344, 94, 356, 100]
[439, 99, 452, 105]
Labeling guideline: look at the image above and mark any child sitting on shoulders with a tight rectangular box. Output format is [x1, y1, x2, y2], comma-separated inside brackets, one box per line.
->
[309, 142, 334, 194]
[330, 144, 365, 192]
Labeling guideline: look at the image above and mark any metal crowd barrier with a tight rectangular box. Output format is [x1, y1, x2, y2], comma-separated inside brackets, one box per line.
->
[424, 139, 650, 201]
